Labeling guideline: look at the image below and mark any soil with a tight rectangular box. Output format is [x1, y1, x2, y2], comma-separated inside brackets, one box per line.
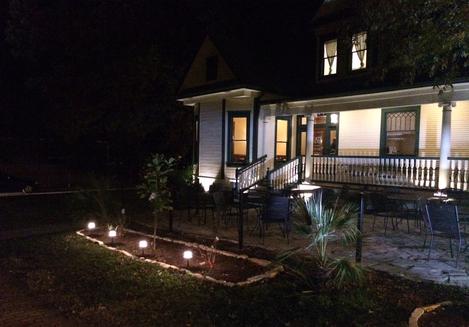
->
[83, 228, 270, 283]
[418, 303, 469, 327]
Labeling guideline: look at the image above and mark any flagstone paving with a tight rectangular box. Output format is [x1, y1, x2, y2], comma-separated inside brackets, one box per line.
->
[161, 209, 469, 287]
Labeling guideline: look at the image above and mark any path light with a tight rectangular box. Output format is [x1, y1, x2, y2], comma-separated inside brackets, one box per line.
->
[183, 250, 193, 268]
[87, 221, 96, 230]
[108, 230, 117, 244]
[138, 240, 148, 256]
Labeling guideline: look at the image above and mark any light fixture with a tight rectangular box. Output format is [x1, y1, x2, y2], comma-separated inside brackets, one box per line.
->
[87, 221, 96, 230]
[183, 250, 193, 267]
[108, 230, 117, 244]
[330, 113, 338, 124]
[138, 240, 148, 256]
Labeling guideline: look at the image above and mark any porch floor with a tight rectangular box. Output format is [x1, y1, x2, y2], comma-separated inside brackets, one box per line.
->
[161, 209, 469, 287]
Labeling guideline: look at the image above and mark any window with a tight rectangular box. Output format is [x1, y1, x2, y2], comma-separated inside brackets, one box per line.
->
[296, 115, 308, 157]
[380, 107, 420, 156]
[313, 113, 339, 156]
[206, 55, 218, 81]
[323, 39, 337, 76]
[351, 32, 367, 70]
[228, 112, 249, 164]
[275, 117, 291, 163]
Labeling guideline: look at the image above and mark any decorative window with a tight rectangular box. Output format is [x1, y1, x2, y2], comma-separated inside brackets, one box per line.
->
[228, 112, 249, 164]
[323, 39, 337, 76]
[381, 107, 420, 156]
[351, 32, 367, 70]
[206, 55, 218, 81]
[275, 117, 291, 163]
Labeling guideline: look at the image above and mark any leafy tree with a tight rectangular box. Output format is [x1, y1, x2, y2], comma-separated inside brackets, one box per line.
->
[139, 154, 176, 249]
[357, 0, 469, 94]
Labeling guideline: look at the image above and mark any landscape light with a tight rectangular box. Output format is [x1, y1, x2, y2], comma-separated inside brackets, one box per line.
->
[138, 240, 148, 256]
[183, 250, 193, 267]
[108, 230, 117, 244]
[87, 221, 96, 230]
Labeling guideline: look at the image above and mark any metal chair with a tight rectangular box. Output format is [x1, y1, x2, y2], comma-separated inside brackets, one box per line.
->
[423, 201, 464, 267]
[259, 194, 291, 243]
[367, 193, 401, 235]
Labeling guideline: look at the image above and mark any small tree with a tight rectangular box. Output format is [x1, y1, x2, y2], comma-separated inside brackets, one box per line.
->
[139, 154, 176, 249]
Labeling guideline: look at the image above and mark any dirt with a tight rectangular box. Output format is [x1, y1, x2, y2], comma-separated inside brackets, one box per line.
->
[419, 303, 469, 327]
[83, 228, 270, 283]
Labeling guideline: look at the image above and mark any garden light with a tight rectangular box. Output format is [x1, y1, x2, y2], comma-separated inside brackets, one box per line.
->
[138, 240, 148, 256]
[87, 221, 96, 230]
[183, 250, 193, 267]
[108, 230, 117, 244]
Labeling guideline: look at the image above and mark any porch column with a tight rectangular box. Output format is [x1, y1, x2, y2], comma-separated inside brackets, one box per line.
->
[438, 101, 455, 189]
[305, 113, 315, 179]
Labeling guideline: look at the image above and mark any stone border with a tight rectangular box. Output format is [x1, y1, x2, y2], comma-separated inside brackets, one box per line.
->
[408, 301, 452, 327]
[76, 229, 283, 287]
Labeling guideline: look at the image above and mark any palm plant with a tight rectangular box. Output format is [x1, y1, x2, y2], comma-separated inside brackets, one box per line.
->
[291, 190, 364, 287]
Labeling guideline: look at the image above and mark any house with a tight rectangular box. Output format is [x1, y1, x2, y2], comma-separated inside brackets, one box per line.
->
[177, 0, 469, 194]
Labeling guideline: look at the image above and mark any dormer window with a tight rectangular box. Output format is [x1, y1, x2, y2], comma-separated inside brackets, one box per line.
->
[323, 39, 337, 76]
[351, 32, 367, 70]
[206, 55, 218, 81]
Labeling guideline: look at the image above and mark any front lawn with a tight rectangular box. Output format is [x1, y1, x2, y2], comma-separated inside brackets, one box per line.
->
[0, 233, 467, 326]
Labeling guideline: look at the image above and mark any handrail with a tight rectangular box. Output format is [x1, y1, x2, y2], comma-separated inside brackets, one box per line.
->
[235, 155, 268, 192]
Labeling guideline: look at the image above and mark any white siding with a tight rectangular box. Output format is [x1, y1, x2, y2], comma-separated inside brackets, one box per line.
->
[338, 109, 381, 156]
[198, 101, 222, 179]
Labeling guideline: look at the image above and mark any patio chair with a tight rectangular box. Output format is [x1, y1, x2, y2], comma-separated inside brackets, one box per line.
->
[259, 194, 291, 243]
[423, 201, 464, 266]
[367, 193, 402, 235]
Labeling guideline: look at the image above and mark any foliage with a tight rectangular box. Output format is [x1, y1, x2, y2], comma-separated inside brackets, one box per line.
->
[198, 236, 219, 270]
[357, 0, 469, 90]
[138, 154, 176, 247]
[291, 190, 364, 288]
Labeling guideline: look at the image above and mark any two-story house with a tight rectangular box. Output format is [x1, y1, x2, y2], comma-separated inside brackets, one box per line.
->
[177, 0, 469, 194]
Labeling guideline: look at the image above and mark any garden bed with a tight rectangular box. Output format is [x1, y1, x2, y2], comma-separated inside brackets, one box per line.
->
[409, 301, 469, 327]
[77, 228, 282, 286]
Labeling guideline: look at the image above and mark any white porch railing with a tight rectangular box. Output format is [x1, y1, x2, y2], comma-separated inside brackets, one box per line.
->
[268, 156, 303, 190]
[449, 157, 469, 191]
[235, 155, 268, 192]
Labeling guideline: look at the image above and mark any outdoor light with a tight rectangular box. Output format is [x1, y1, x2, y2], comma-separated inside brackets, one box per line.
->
[330, 113, 339, 124]
[183, 250, 193, 267]
[108, 230, 117, 244]
[87, 221, 96, 230]
[138, 240, 148, 256]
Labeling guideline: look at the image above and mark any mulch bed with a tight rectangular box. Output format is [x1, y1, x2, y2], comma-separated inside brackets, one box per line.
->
[81, 228, 274, 284]
[418, 302, 469, 327]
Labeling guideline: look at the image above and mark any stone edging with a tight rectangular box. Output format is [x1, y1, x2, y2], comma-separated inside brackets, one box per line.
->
[76, 229, 283, 287]
[408, 301, 452, 327]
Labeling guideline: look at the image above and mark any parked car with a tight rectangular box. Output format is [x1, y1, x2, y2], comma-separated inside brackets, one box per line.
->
[0, 172, 38, 193]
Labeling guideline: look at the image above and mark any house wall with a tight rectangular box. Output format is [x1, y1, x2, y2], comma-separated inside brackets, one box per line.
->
[337, 100, 469, 157]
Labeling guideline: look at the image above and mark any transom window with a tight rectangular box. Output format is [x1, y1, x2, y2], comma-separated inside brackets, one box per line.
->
[323, 39, 337, 76]
[275, 117, 291, 163]
[351, 32, 367, 70]
[228, 112, 249, 165]
[381, 107, 420, 156]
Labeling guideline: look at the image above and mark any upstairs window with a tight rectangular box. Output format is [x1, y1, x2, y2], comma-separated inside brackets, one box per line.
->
[323, 39, 337, 76]
[206, 55, 218, 81]
[351, 32, 367, 70]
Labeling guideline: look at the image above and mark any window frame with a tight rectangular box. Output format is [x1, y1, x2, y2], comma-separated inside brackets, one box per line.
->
[313, 113, 340, 156]
[296, 115, 308, 157]
[380, 106, 420, 157]
[322, 38, 338, 77]
[274, 116, 292, 165]
[206, 55, 218, 81]
[350, 31, 368, 72]
[227, 111, 250, 166]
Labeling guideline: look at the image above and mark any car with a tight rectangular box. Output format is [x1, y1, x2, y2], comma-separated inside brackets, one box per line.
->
[0, 172, 38, 193]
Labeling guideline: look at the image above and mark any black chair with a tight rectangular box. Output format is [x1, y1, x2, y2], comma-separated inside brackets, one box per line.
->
[423, 201, 464, 266]
[259, 194, 291, 243]
[367, 193, 401, 234]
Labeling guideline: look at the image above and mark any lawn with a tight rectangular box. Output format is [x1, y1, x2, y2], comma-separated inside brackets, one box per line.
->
[1, 233, 468, 326]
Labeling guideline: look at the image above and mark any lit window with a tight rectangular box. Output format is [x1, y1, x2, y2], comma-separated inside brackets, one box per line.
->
[351, 32, 367, 70]
[381, 108, 419, 156]
[229, 112, 249, 164]
[275, 117, 291, 162]
[323, 39, 337, 76]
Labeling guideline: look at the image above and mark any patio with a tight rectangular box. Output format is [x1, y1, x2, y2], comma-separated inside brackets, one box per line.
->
[147, 198, 469, 288]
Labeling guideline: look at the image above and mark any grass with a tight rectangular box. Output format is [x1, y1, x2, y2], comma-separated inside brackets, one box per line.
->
[0, 233, 468, 326]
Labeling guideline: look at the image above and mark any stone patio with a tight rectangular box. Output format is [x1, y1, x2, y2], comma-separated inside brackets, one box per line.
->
[163, 208, 469, 288]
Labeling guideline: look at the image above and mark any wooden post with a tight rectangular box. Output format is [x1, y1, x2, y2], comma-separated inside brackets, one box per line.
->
[355, 191, 365, 263]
